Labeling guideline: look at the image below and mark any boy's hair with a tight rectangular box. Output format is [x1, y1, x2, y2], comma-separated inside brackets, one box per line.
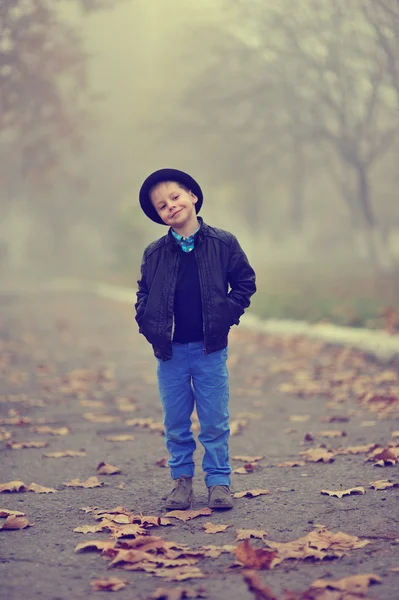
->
[149, 181, 190, 199]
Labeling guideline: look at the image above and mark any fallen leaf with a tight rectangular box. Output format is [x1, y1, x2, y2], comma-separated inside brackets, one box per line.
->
[83, 413, 120, 423]
[318, 430, 347, 438]
[276, 461, 306, 468]
[156, 457, 168, 468]
[64, 476, 104, 488]
[43, 451, 86, 458]
[165, 508, 212, 522]
[233, 490, 271, 499]
[1, 515, 33, 530]
[90, 577, 128, 592]
[117, 482, 125, 489]
[0, 509, 25, 517]
[230, 419, 249, 436]
[0, 429, 12, 441]
[233, 463, 258, 474]
[360, 420, 376, 427]
[320, 415, 349, 423]
[335, 444, 378, 455]
[320, 487, 365, 499]
[0, 480, 26, 493]
[369, 479, 399, 490]
[235, 529, 268, 541]
[105, 435, 135, 442]
[30, 426, 70, 436]
[199, 544, 236, 558]
[75, 540, 117, 553]
[150, 586, 207, 599]
[6, 441, 49, 449]
[243, 571, 278, 600]
[203, 522, 230, 534]
[283, 428, 297, 434]
[232, 456, 264, 462]
[96, 462, 121, 475]
[392, 431, 399, 438]
[111, 524, 148, 538]
[27, 483, 57, 494]
[289, 415, 310, 422]
[234, 540, 277, 570]
[389, 566, 399, 572]
[311, 573, 381, 594]
[300, 448, 335, 463]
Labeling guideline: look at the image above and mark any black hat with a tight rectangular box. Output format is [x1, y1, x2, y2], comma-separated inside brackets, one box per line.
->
[139, 168, 203, 225]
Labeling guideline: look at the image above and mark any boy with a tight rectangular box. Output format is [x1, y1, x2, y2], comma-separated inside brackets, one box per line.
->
[135, 168, 256, 510]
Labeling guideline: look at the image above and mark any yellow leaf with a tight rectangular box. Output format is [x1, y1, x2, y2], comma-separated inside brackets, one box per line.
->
[1, 515, 33, 530]
[321, 487, 365, 499]
[231, 455, 264, 462]
[203, 522, 230, 534]
[369, 479, 399, 490]
[43, 451, 86, 458]
[63, 477, 104, 488]
[0, 480, 26, 493]
[235, 528, 268, 541]
[96, 462, 121, 475]
[105, 435, 135, 442]
[233, 489, 271, 498]
[90, 577, 128, 592]
[6, 441, 49, 449]
[165, 508, 212, 522]
[27, 483, 57, 494]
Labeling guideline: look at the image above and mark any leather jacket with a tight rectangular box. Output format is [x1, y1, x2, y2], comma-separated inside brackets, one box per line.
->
[135, 218, 256, 361]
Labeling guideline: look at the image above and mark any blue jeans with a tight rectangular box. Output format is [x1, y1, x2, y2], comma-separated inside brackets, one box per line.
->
[156, 341, 231, 487]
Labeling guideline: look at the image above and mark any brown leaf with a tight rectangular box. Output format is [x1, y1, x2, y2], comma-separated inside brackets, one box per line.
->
[43, 451, 86, 458]
[203, 522, 230, 534]
[0, 480, 26, 493]
[243, 570, 278, 600]
[199, 545, 236, 558]
[369, 479, 399, 490]
[234, 540, 277, 570]
[75, 540, 117, 553]
[83, 413, 120, 423]
[0, 509, 25, 517]
[150, 586, 207, 599]
[63, 476, 104, 488]
[320, 415, 349, 423]
[276, 461, 306, 468]
[152, 567, 205, 581]
[233, 489, 271, 499]
[310, 573, 381, 594]
[1, 515, 33, 530]
[90, 577, 128, 592]
[105, 435, 135, 442]
[318, 430, 347, 438]
[6, 440, 49, 449]
[335, 444, 378, 455]
[96, 462, 121, 475]
[112, 524, 148, 538]
[320, 487, 365, 499]
[165, 508, 212, 522]
[300, 448, 335, 463]
[74, 524, 106, 534]
[235, 529, 268, 541]
[156, 457, 168, 468]
[27, 483, 57, 494]
[232, 456, 264, 462]
[30, 426, 70, 435]
[233, 463, 258, 474]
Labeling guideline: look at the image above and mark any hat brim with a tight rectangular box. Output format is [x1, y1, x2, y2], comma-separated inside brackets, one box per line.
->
[139, 168, 203, 225]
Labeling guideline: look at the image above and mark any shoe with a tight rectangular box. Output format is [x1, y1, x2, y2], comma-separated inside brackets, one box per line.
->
[165, 476, 193, 510]
[208, 485, 233, 509]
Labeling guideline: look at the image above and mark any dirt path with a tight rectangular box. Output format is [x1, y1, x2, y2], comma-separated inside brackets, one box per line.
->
[0, 293, 398, 599]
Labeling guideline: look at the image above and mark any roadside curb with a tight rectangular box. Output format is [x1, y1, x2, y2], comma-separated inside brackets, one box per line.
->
[2, 277, 399, 364]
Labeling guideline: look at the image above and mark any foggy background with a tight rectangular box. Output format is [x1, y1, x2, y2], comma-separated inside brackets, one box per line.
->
[1, 0, 399, 326]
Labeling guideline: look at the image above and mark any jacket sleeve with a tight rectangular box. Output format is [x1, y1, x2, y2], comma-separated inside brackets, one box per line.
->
[227, 235, 256, 325]
[135, 250, 149, 330]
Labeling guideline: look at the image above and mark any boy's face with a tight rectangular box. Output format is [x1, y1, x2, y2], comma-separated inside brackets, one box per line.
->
[150, 181, 198, 230]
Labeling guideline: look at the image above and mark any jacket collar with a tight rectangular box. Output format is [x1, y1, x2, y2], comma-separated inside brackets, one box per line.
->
[166, 217, 207, 250]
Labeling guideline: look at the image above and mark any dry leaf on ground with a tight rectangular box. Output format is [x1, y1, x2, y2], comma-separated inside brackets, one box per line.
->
[242, 571, 278, 600]
[235, 529, 268, 541]
[320, 415, 349, 423]
[64, 476, 104, 488]
[104, 435, 135, 442]
[156, 457, 168, 468]
[318, 430, 347, 438]
[234, 540, 277, 570]
[1, 515, 34, 530]
[43, 451, 86, 458]
[233, 489, 271, 499]
[0, 480, 26, 493]
[300, 448, 335, 463]
[230, 419, 249, 436]
[320, 487, 365, 499]
[74, 524, 107, 534]
[30, 426, 70, 435]
[335, 444, 378, 455]
[289, 415, 310, 422]
[83, 413, 120, 423]
[369, 479, 399, 490]
[150, 586, 207, 599]
[96, 462, 121, 475]
[233, 463, 258, 474]
[310, 573, 381, 594]
[90, 577, 128, 592]
[203, 522, 230, 534]
[276, 461, 306, 468]
[27, 483, 57, 494]
[6, 441, 49, 449]
[165, 508, 212, 522]
[75, 540, 117, 553]
[0, 509, 25, 517]
[232, 456, 264, 462]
